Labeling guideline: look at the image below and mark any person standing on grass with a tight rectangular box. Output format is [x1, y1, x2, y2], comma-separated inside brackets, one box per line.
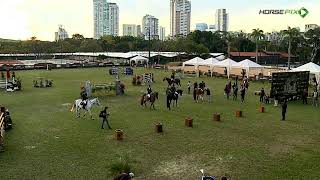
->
[187, 81, 191, 94]
[205, 87, 212, 103]
[260, 88, 265, 102]
[240, 84, 246, 103]
[302, 89, 308, 104]
[99, 107, 111, 129]
[312, 90, 318, 107]
[193, 82, 198, 101]
[232, 82, 238, 100]
[282, 100, 288, 121]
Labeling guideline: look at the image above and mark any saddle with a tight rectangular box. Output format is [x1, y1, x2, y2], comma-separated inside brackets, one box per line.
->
[81, 101, 87, 109]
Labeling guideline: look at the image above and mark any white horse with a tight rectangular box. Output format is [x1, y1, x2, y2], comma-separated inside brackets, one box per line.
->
[70, 98, 101, 120]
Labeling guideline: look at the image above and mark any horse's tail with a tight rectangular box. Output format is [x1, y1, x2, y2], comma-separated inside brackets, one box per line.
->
[70, 102, 75, 112]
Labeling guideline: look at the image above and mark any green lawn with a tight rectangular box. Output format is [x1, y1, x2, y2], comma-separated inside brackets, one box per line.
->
[0, 68, 320, 180]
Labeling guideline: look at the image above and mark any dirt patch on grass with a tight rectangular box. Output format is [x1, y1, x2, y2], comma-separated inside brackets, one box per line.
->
[269, 144, 293, 156]
[153, 157, 199, 179]
[269, 135, 315, 157]
[151, 155, 232, 179]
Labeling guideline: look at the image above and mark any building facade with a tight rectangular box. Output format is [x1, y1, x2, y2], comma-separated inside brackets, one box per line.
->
[265, 32, 283, 42]
[93, 0, 119, 38]
[136, 25, 143, 37]
[93, 0, 108, 39]
[159, 26, 166, 41]
[142, 14, 159, 40]
[215, 9, 228, 32]
[54, 25, 69, 41]
[107, 3, 119, 36]
[170, 0, 191, 37]
[123, 24, 138, 37]
[305, 24, 319, 32]
[195, 23, 208, 31]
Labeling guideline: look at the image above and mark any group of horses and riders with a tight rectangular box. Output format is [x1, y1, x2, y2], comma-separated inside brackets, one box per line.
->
[140, 72, 184, 110]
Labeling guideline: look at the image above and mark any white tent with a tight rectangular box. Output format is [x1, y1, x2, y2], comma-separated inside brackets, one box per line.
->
[215, 58, 238, 78]
[182, 57, 204, 77]
[216, 55, 226, 61]
[235, 59, 263, 77]
[130, 55, 149, 64]
[292, 62, 320, 84]
[199, 58, 220, 77]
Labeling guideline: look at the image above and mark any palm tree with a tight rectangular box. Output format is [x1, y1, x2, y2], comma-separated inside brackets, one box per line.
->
[281, 27, 300, 70]
[251, 29, 264, 63]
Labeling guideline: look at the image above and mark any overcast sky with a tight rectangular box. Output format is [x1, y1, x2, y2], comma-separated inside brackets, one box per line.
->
[0, 0, 319, 41]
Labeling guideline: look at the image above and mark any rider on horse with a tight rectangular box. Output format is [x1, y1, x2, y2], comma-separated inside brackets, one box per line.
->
[171, 71, 175, 80]
[80, 87, 88, 109]
[170, 84, 177, 95]
[146, 85, 152, 100]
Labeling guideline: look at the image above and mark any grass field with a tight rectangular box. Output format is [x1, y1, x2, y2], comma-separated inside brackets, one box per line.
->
[0, 68, 320, 180]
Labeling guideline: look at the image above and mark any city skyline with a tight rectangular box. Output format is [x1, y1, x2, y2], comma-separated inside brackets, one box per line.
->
[0, 0, 320, 41]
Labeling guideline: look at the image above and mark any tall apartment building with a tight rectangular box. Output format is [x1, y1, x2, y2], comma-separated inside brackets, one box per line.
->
[159, 26, 166, 41]
[93, 0, 119, 38]
[215, 9, 229, 32]
[170, 0, 191, 37]
[123, 24, 138, 37]
[107, 2, 119, 36]
[93, 0, 108, 39]
[54, 25, 69, 41]
[142, 14, 159, 40]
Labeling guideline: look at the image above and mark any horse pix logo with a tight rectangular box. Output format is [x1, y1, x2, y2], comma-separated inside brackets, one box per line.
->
[259, 7, 309, 18]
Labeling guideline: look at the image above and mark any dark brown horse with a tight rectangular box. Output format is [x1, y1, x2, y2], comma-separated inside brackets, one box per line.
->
[140, 92, 159, 110]
[163, 77, 181, 87]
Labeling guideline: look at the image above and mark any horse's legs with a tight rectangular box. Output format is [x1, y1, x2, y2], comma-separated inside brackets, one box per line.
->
[88, 109, 94, 120]
[76, 107, 80, 118]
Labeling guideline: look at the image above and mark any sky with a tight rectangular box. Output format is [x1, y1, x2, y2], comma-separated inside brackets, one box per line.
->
[0, 0, 319, 41]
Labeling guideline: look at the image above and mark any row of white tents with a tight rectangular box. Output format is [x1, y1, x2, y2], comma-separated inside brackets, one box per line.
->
[182, 57, 262, 78]
[182, 57, 320, 81]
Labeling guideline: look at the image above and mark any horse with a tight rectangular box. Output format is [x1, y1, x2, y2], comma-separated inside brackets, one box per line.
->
[163, 77, 181, 87]
[166, 89, 183, 110]
[70, 98, 101, 120]
[140, 92, 159, 110]
[196, 88, 205, 103]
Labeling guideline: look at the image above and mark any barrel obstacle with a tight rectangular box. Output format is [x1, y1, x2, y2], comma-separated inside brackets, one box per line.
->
[114, 129, 124, 140]
[259, 106, 265, 113]
[155, 123, 163, 133]
[236, 110, 243, 118]
[185, 118, 193, 128]
[213, 113, 221, 122]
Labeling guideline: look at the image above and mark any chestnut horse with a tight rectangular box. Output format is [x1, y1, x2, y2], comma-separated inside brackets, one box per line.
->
[196, 88, 205, 103]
